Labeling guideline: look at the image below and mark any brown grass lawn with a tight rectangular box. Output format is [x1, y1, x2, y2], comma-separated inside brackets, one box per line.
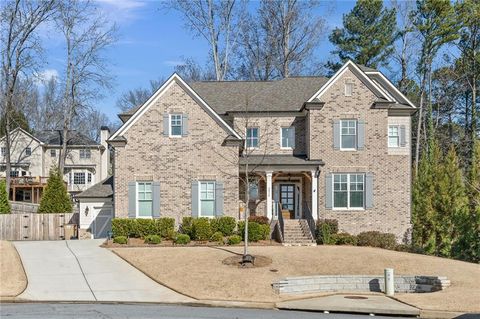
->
[112, 245, 480, 313]
[0, 241, 27, 298]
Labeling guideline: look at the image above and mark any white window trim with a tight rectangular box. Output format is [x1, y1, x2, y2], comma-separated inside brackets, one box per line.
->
[280, 126, 295, 150]
[388, 125, 400, 148]
[136, 181, 153, 219]
[25, 147, 32, 156]
[332, 173, 365, 211]
[340, 119, 357, 151]
[169, 114, 183, 138]
[344, 80, 353, 97]
[68, 169, 95, 186]
[198, 180, 216, 218]
[50, 149, 56, 157]
[245, 127, 259, 149]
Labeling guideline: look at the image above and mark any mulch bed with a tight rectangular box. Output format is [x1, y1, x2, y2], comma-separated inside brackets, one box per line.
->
[101, 238, 281, 248]
[222, 255, 273, 268]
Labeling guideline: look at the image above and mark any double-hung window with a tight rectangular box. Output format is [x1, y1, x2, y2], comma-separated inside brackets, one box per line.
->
[137, 182, 153, 217]
[50, 149, 56, 157]
[73, 172, 86, 185]
[333, 173, 364, 209]
[388, 125, 400, 147]
[246, 127, 259, 148]
[80, 149, 91, 159]
[170, 114, 183, 137]
[200, 181, 215, 217]
[10, 171, 19, 177]
[25, 147, 31, 156]
[1, 147, 6, 156]
[281, 127, 295, 149]
[340, 120, 357, 150]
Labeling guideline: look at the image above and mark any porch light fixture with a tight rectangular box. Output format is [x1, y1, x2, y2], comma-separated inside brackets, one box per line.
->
[84, 206, 89, 217]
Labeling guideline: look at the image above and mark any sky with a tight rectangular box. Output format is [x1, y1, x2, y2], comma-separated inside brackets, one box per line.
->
[38, 0, 357, 122]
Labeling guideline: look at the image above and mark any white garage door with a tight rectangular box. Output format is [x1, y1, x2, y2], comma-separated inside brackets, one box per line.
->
[93, 207, 113, 239]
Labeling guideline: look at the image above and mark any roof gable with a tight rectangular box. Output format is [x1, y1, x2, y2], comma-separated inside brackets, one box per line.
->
[364, 71, 416, 108]
[110, 73, 241, 141]
[307, 60, 393, 103]
[0, 127, 43, 144]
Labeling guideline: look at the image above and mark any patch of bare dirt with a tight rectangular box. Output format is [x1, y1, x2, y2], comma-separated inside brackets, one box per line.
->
[0, 241, 27, 298]
[222, 255, 272, 268]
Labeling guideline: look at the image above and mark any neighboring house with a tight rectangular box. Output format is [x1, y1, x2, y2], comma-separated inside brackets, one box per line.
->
[0, 127, 110, 203]
[109, 60, 416, 242]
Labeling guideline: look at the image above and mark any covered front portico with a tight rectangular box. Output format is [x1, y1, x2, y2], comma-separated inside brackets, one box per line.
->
[239, 155, 324, 222]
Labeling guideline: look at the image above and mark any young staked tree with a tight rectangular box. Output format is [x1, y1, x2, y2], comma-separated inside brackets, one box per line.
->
[411, 0, 459, 172]
[38, 168, 72, 214]
[433, 145, 469, 257]
[0, 180, 11, 214]
[0, 0, 56, 192]
[56, 0, 116, 174]
[328, 0, 397, 72]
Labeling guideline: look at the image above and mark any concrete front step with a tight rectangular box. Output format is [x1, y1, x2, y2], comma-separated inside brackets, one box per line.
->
[282, 219, 315, 245]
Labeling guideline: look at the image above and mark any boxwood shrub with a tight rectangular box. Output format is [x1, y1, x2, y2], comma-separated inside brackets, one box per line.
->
[112, 219, 136, 237]
[210, 216, 236, 236]
[175, 233, 191, 245]
[315, 219, 339, 245]
[144, 234, 161, 244]
[113, 235, 128, 244]
[156, 218, 175, 238]
[332, 232, 357, 246]
[357, 231, 397, 250]
[181, 217, 194, 238]
[237, 221, 268, 242]
[192, 217, 212, 241]
[227, 235, 242, 245]
[112, 218, 175, 239]
[210, 231, 224, 244]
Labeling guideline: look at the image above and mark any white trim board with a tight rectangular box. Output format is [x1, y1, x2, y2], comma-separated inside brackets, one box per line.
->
[364, 71, 416, 108]
[110, 73, 242, 141]
[307, 60, 394, 103]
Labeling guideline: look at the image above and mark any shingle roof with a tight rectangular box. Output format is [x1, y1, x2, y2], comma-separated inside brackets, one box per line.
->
[358, 64, 378, 72]
[36, 130, 99, 146]
[75, 176, 113, 198]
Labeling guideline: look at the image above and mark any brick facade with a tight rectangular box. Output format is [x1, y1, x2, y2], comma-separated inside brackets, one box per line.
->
[113, 82, 239, 224]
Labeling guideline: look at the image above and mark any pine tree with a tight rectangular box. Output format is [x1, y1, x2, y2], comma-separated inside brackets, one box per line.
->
[454, 141, 480, 262]
[38, 168, 72, 214]
[328, 0, 397, 72]
[0, 180, 11, 214]
[433, 146, 469, 257]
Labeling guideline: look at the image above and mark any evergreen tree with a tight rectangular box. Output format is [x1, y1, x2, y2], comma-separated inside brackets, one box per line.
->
[0, 180, 11, 214]
[454, 141, 480, 262]
[328, 0, 397, 72]
[38, 168, 72, 214]
[0, 110, 30, 138]
[433, 146, 469, 257]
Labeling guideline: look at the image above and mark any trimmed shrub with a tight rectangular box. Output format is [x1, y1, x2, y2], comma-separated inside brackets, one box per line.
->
[357, 231, 397, 250]
[210, 231, 224, 244]
[112, 219, 137, 237]
[227, 235, 242, 245]
[315, 219, 339, 245]
[192, 217, 212, 241]
[175, 233, 191, 245]
[248, 216, 269, 225]
[135, 219, 156, 238]
[238, 221, 265, 242]
[181, 217, 194, 238]
[395, 244, 426, 254]
[113, 236, 128, 244]
[211, 216, 236, 236]
[144, 234, 161, 244]
[0, 180, 10, 214]
[260, 224, 270, 240]
[332, 233, 358, 246]
[38, 167, 72, 213]
[156, 218, 175, 238]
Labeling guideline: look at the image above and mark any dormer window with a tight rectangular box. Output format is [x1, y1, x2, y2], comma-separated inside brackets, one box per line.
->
[345, 79, 353, 96]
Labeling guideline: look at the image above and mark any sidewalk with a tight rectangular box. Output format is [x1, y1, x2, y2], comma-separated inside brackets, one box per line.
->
[13, 240, 193, 303]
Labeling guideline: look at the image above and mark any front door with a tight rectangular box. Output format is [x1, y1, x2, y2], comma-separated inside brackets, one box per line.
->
[279, 184, 295, 219]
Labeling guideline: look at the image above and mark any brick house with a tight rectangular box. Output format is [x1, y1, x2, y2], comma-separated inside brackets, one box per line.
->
[108, 60, 416, 243]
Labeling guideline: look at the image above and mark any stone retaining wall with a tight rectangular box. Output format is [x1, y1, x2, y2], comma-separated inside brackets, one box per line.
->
[272, 275, 450, 295]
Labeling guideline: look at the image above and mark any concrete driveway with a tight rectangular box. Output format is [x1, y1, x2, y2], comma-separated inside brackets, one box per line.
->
[13, 240, 194, 303]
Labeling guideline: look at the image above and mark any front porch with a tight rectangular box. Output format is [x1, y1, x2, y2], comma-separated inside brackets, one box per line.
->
[239, 155, 324, 244]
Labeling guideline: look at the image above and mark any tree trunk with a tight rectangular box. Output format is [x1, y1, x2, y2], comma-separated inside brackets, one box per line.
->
[415, 72, 427, 173]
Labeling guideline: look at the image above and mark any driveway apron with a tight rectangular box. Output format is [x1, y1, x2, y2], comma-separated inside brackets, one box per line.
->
[14, 240, 193, 303]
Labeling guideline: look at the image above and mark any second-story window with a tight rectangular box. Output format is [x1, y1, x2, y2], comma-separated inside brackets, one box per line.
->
[246, 127, 259, 148]
[80, 149, 91, 159]
[388, 125, 400, 147]
[50, 149, 56, 157]
[73, 172, 86, 185]
[340, 120, 357, 150]
[25, 147, 31, 156]
[345, 80, 353, 97]
[281, 127, 295, 149]
[1, 147, 6, 156]
[170, 114, 183, 137]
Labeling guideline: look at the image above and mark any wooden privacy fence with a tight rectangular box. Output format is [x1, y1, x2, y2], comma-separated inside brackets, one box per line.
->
[0, 213, 79, 241]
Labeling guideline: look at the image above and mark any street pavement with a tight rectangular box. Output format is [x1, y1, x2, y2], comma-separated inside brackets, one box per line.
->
[13, 240, 193, 303]
[0, 303, 416, 319]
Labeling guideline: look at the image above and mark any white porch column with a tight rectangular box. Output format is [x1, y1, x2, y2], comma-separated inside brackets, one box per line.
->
[311, 170, 318, 221]
[266, 171, 273, 220]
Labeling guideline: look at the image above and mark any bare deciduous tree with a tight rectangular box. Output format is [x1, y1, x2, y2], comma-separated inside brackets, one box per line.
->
[0, 0, 56, 191]
[55, 0, 116, 173]
[116, 78, 164, 112]
[164, 0, 246, 81]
